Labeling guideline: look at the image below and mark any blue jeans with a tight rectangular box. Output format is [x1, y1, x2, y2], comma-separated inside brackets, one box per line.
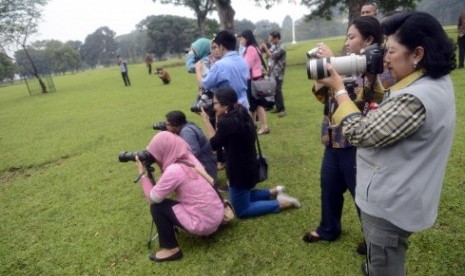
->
[228, 186, 280, 218]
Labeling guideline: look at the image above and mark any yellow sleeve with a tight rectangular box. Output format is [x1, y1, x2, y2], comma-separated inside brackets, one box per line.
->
[332, 100, 361, 126]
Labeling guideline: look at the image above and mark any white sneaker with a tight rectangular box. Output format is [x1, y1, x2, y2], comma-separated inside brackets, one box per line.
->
[276, 185, 286, 195]
[277, 193, 301, 208]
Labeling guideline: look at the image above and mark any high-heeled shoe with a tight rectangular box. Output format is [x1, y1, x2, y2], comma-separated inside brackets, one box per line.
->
[257, 128, 270, 135]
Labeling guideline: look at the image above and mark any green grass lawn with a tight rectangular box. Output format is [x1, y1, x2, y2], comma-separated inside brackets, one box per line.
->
[1, 36, 465, 275]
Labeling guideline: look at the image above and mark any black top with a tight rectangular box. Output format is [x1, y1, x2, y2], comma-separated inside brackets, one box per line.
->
[209, 106, 258, 189]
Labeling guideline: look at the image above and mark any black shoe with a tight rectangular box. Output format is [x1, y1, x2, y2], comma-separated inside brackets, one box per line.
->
[356, 241, 367, 255]
[149, 250, 183, 262]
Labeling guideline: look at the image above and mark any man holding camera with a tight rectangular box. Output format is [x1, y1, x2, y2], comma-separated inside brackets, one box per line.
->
[201, 31, 249, 110]
[162, 111, 217, 182]
[261, 31, 287, 117]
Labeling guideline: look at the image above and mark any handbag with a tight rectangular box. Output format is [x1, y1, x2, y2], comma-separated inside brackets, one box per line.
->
[251, 76, 277, 99]
[256, 134, 268, 183]
[251, 48, 277, 99]
[178, 161, 236, 225]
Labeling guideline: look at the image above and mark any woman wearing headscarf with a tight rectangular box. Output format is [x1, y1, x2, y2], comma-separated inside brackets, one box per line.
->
[135, 131, 224, 262]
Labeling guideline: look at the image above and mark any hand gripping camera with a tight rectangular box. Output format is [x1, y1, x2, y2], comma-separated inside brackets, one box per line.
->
[118, 150, 157, 184]
[306, 44, 384, 80]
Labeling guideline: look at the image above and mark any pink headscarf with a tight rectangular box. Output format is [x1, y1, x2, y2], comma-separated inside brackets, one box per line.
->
[146, 131, 200, 172]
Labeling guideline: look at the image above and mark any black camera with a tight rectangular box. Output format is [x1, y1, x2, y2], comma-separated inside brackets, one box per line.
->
[190, 89, 214, 115]
[153, 122, 167, 131]
[307, 44, 384, 80]
[118, 150, 155, 164]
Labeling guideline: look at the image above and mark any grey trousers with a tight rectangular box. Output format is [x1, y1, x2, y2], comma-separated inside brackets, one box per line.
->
[361, 212, 411, 276]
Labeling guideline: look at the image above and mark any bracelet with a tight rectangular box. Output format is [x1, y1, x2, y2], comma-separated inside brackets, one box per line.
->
[334, 89, 348, 99]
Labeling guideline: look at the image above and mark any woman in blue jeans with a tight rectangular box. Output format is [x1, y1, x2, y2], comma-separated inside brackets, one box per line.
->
[200, 87, 300, 218]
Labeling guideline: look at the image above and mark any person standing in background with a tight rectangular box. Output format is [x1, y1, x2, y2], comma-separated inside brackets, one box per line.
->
[116, 55, 131, 87]
[145, 53, 153, 75]
[457, 10, 465, 68]
[360, 2, 378, 17]
[261, 31, 287, 118]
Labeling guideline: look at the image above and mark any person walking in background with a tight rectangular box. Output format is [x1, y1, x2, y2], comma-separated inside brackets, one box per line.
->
[457, 10, 465, 68]
[360, 1, 378, 17]
[239, 30, 270, 135]
[200, 87, 301, 218]
[157, 68, 171, 85]
[116, 55, 131, 86]
[318, 12, 456, 275]
[261, 31, 287, 117]
[145, 53, 153, 74]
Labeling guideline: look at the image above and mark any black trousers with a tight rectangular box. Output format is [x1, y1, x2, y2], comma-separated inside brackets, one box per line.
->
[274, 77, 285, 112]
[121, 72, 131, 86]
[458, 35, 465, 67]
[150, 199, 183, 249]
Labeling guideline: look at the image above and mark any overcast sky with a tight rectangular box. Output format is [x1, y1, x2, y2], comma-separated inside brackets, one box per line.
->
[34, 0, 308, 42]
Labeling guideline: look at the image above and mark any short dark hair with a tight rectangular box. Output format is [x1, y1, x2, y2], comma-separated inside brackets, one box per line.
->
[165, 110, 186, 127]
[269, 30, 281, 40]
[351, 16, 382, 46]
[382, 11, 456, 78]
[213, 30, 236, 51]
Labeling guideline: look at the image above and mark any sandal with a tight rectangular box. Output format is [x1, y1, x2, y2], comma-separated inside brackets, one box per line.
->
[257, 128, 270, 135]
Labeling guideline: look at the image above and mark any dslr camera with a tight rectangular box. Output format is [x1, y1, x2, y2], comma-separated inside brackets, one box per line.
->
[190, 88, 214, 115]
[118, 150, 155, 164]
[153, 122, 167, 131]
[306, 44, 384, 80]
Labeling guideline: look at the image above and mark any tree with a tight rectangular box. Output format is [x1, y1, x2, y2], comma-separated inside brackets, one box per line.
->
[254, 20, 280, 42]
[234, 19, 256, 36]
[254, 0, 419, 26]
[215, 0, 235, 32]
[0, 0, 49, 93]
[152, 0, 215, 36]
[0, 52, 16, 82]
[81, 27, 118, 68]
[142, 15, 198, 59]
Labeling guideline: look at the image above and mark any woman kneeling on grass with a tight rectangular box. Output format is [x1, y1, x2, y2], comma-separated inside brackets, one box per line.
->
[135, 131, 224, 262]
[200, 87, 301, 218]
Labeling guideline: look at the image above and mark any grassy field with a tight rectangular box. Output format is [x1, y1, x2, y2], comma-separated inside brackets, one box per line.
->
[1, 34, 465, 275]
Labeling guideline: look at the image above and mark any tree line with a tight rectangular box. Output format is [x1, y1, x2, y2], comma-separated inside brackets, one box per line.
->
[2, 0, 464, 90]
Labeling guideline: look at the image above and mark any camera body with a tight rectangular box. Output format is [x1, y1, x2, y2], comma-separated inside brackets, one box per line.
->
[118, 150, 155, 164]
[190, 89, 214, 115]
[306, 47, 319, 59]
[153, 122, 167, 131]
[306, 44, 384, 80]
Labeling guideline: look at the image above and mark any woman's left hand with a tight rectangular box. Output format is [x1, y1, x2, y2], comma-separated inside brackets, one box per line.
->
[316, 64, 345, 92]
[135, 156, 145, 175]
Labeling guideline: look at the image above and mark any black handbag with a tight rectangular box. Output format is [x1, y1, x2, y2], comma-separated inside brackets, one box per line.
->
[256, 134, 268, 183]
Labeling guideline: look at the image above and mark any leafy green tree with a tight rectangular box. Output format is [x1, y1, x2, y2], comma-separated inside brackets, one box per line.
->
[234, 19, 256, 36]
[0, 0, 49, 93]
[81, 27, 118, 68]
[254, 20, 280, 42]
[0, 52, 16, 82]
[142, 15, 198, 59]
[152, 0, 215, 36]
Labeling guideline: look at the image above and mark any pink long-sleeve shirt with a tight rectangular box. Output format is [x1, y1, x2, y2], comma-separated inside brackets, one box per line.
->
[141, 163, 224, 235]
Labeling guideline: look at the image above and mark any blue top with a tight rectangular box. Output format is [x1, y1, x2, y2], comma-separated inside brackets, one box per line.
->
[201, 51, 250, 109]
[179, 123, 217, 181]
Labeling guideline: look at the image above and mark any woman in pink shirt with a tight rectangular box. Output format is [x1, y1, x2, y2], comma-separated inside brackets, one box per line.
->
[135, 131, 224, 262]
[239, 30, 271, 135]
